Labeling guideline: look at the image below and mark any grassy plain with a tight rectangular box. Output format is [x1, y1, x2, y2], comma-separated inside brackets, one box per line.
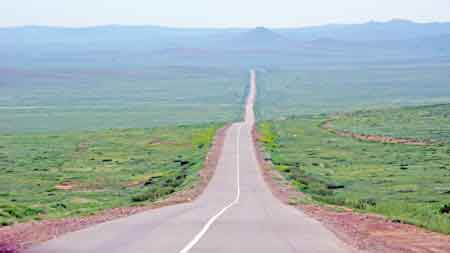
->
[0, 65, 245, 226]
[330, 104, 450, 142]
[0, 123, 221, 226]
[255, 64, 450, 120]
[258, 104, 450, 234]
[0, 66, 246, 133]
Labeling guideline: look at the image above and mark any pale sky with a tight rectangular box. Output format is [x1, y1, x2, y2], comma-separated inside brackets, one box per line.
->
[2, 0, 450, 28]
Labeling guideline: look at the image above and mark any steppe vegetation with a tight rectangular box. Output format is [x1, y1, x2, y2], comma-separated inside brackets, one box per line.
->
[258, 104, 450, 234]
[0, 124, 221, 226]
[0, 64, 246, 227]
[255, 65, 450, 120]
[0, 67, 246, 133]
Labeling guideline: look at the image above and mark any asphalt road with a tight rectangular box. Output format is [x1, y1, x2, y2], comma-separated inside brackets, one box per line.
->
[27, 70, 350, 253]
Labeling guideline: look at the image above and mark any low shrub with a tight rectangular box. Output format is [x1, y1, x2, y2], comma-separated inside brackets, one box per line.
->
[440, 204, 450, 214]
[355, 198, 377, 209]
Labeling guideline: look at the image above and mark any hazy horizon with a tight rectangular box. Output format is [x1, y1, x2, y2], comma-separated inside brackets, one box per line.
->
[2, 18, 450, 29]
[2, 0, 450, 28]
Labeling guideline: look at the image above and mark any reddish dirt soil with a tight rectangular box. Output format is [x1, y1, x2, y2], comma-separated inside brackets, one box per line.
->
[0, 125, 230, 253]
[322, 120, 430, 146]
[252, 127, 450, 253]
[54, 182, 75, 191]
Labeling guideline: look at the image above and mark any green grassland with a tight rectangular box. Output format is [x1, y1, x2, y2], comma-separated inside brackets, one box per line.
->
[330, 104, 450, 142]
[256, 64, 450, 120]
[0, 123, 221, 226]
[258, 104, 450, 234]
[0, 66, 243, 226]
[0, 66, 246, 133]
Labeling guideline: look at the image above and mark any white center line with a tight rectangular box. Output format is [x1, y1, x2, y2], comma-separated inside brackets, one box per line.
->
[179, 124, 242, 253]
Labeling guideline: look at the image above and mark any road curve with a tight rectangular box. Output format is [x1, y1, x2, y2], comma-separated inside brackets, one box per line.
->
[27, 70, 350, 253]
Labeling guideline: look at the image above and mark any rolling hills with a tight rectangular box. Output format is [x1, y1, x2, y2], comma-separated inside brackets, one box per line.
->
[2, 20, 450, 68]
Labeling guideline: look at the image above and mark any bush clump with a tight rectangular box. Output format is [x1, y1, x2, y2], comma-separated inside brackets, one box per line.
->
[326, 182, 345, 190]
[440, 204, 450, 214]
[132, 186, 176, 202]
[132, 170, 187, 202]
[356, 198, 377, 209]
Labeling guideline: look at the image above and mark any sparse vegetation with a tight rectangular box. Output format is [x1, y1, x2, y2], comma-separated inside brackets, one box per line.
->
[258, 104, 450, 234]
[0, 124, 221, 226]
[330, 104, 450, 142]
[0, 67, 246, 133]
[255, 66, 450, 120]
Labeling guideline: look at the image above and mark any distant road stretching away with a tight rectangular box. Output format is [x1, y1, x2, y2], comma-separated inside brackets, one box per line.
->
[27, 70, 350, 253]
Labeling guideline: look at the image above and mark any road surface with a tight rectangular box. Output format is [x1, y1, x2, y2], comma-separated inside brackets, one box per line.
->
[27, 70, 350, 253]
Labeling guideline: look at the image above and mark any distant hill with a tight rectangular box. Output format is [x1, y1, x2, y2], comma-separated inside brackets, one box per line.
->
[225, 27, 298, 50]
[2, 20, 450, 47]
[1, 20, 450, 67]
[236, 27, 284, 43]
[279, 19, 450, 42]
